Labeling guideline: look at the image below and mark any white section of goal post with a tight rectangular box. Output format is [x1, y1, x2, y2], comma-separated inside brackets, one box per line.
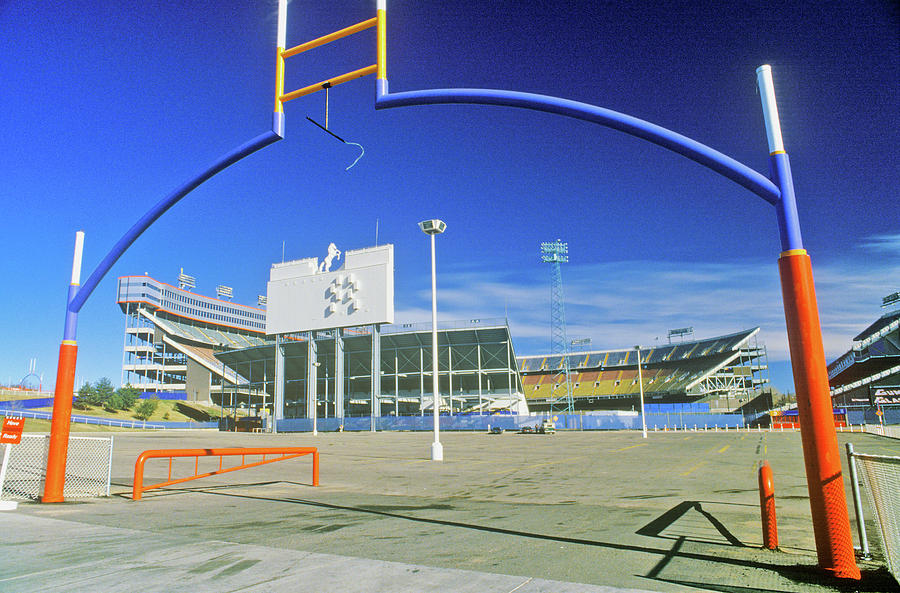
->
[277, 0, 287, 49]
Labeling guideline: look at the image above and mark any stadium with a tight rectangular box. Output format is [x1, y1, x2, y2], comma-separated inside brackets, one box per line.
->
[828, 296, 900, 425]
[116, 242, 770, 429]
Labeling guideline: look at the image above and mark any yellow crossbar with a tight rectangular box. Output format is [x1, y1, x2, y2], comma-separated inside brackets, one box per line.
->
[280, 64, 377, 103]
[282, 17, 377, 59]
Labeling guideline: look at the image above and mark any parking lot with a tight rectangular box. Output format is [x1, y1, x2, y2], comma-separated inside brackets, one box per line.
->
[2, 428, 899, 592]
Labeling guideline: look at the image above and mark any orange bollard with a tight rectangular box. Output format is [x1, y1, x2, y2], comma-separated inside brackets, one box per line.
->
[758, 461, 778, 549]
[312, 450, 319, 486]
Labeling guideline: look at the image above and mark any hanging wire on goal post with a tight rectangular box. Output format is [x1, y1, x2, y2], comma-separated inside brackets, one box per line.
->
[306, 82, 365, 170]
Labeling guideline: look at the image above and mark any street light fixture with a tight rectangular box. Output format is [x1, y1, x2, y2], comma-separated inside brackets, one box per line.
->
[419, 219, 446, 461]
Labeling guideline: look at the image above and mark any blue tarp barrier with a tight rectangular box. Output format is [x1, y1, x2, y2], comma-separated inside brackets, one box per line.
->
[139, 392, 187, 400]
[0, 397, 56, 410]
[272, 412, 746, 432]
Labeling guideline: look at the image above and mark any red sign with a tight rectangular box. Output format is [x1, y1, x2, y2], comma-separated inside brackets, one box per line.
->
[1, 418, 24, 444]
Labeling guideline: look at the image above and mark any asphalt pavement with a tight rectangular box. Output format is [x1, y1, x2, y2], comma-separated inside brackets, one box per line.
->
[2, 429, 898, 592]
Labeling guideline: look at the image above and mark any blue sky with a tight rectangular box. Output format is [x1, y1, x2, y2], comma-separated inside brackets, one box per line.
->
[1, 0, 897, 394]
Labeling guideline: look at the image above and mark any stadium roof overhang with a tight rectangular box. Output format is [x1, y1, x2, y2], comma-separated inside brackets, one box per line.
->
[853, 310, 900, 343]
[517, 327, 761, 373]
[214, 325, 516, 371]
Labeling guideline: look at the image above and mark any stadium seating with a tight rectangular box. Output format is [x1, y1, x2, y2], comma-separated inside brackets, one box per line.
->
[516, 328, 767, 410]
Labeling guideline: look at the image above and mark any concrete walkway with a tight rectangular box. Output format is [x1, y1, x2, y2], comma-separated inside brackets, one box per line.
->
[0, 513, 651, 593]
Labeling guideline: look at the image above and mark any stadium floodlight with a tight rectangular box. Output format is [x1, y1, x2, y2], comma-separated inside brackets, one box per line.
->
[419, 219, 446, 461]
[882, 292, 900, 309]
[257, 295, 267, 307]
[418, 219, 446, 235]
[177, 268, 196, 290]
[540, 239, 568, 263]
[216, 285, 233, 301]
[635, 346, 648, 438]
[668, 327, 694, 343]
[571, 338, 592, 351]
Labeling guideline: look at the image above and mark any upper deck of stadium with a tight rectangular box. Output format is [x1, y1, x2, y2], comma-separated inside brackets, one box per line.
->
[828, 308, 900, 405]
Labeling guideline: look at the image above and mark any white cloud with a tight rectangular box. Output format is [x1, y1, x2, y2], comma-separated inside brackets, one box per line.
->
[859, 233, 900, 255]
[401, 244, 897, 368]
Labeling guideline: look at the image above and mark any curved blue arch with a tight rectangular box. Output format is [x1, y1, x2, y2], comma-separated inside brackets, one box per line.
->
[374, 84, 781, 206]
[67, 128, 282, 319]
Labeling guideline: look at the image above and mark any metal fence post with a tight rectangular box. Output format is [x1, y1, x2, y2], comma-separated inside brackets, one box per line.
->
[845, 443, 870, 559]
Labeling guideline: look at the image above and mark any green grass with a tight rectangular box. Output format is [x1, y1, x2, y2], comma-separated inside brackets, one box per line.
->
[20, 417, 150, 433]
[19, 400, 233, 432]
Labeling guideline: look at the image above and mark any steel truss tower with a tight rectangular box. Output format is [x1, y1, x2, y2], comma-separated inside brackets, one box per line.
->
[541, 239, 574, 414]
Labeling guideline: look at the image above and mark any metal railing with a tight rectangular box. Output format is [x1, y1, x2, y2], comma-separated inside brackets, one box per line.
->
[846, 443, 900, 580]
[0, 409, 164, 430]
[132, 447, 318, 500]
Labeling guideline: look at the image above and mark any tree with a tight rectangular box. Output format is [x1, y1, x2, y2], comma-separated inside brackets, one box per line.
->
[104, 392, 125, 412]
[94, 377, 115, 407]
[134, 397, 159, 421]
[116, 384, 140, 409]
[75, 382, 99, 409]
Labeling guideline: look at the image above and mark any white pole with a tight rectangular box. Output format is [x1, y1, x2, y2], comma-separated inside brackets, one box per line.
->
[755, 65, 785, 154]
[430, 233, 443, 461]
[276, 0, 287, 49]
[636, 346, 647, 438]
[71, 231, 85, 285]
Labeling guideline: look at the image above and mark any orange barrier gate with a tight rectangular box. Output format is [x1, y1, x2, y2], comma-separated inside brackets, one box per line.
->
[132, 447, 318, 501]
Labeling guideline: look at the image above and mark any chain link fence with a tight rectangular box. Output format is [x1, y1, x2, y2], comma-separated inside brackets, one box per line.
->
[0, 434, 113, 500]
[849, 449, 900, 582]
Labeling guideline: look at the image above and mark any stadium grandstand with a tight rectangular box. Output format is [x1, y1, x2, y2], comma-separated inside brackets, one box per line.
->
[828, 300, 900, 412]
[117, 271, 769, 422]
[517, 328, 769, 413]
[118, 275, 525, 415]
[117, 275, 268, 402]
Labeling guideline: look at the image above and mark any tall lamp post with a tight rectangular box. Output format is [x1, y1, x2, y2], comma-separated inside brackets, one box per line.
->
[419, 219, 446, 461]
[635, 345, 647, 438]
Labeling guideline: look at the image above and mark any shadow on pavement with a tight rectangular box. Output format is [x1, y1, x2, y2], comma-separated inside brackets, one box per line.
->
[124, 482, 899, 592]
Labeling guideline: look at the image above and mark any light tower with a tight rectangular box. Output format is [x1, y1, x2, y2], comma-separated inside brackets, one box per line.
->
[541, 239, 574, 414]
